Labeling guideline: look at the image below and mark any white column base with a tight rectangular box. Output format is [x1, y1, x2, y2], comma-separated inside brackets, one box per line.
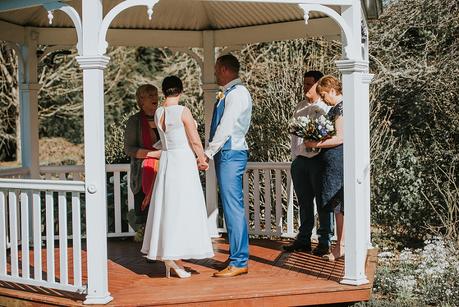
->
[84, 294, 113, 305]
[340, 277, 369, 286]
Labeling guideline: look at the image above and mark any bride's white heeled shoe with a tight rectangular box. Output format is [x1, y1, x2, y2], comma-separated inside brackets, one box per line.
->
[164, 260, 191, 278]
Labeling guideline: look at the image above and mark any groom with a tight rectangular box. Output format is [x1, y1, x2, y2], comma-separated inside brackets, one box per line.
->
[205, 54, 252, 277]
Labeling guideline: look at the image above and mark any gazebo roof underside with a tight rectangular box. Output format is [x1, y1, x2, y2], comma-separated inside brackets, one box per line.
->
[0, 0, 342, 48]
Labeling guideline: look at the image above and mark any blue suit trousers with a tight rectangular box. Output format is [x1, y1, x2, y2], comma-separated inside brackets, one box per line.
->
[214, 150, 249, 268]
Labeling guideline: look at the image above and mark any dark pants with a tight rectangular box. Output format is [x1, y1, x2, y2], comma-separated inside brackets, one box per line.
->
[291, 155, 334, 247]
[134, 190, 148, 225]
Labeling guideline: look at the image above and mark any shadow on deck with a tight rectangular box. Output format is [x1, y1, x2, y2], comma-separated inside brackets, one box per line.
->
[0, 238, 377, 306]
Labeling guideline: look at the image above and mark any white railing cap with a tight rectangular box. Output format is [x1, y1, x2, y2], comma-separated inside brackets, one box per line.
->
[0, 178, 85, 192]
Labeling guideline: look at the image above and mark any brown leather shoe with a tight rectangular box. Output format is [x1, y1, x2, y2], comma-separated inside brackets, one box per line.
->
[213, 266, 248, 277]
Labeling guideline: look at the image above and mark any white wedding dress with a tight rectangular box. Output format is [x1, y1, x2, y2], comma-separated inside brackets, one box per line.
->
[141, 105, 214, 260]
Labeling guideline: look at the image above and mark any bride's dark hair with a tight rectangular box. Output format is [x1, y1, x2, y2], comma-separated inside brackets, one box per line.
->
[162, 76, 183, 97]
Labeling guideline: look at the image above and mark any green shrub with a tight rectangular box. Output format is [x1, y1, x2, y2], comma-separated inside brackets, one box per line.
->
[368, 0, 459, 243]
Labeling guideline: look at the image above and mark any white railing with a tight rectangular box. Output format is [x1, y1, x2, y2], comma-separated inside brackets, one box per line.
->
[40, 164, 136, 237]
[1, 163, 304, 240]
[240, 162, 299, 238]
[0, 178, 86, 293]
[3, 163, 302, 239]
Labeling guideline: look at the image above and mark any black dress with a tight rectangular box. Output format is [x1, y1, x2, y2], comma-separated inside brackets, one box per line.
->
[319, 101, 344, 213]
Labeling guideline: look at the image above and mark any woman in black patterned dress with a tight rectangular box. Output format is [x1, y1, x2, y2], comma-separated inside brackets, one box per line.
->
[304, 75, 344, 261]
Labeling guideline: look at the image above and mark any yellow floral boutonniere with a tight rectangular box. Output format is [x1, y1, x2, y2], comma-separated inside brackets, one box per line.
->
[216, 91, 225, 101]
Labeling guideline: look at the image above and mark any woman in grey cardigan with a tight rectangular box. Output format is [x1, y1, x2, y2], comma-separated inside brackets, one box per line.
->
[124, 84, 161, 226]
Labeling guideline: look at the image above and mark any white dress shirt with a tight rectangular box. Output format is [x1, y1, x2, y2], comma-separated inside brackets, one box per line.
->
[205, 78, 252, 159]
[291, 98, 331, 159]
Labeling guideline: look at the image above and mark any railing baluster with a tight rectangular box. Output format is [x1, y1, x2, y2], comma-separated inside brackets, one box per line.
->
[286, 171, 294, 236]
[275, 170, 282, 235]
[126, 169, 135, 233]
[253, 169, 260, 234]
[0, 191, 6, 275]
[297, 187, 301, 230]
[72, 192, 82, 288]
[58, 192, 68, 285]
[20, 192, 30, 279]
[32, 191, 42, 281]
[311, 199, 318, 240]
[222, 213, 227, 232]
[45, 191, 55, 283]
[8, 191, 19, 277]
[16, 191, 21, 245]
[264, 170, 272, 234]
[243, 171, 249, 227]
[114, 172, 122, 234]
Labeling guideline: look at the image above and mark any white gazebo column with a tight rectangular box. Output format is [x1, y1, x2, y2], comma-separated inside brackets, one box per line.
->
[336, 59, 370, 286]
[202, 30, 220, 237]
[362, 21, 373, 249]
[76, 0, 112, 304]
[19, 28, 40, 179]
[362, 73, 374, 249]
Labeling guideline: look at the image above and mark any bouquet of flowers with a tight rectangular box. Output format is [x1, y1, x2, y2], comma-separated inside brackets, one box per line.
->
[289, 108, 335, 141]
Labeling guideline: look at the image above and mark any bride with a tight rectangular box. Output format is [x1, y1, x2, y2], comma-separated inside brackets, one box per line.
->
[141, 76, 214, 278]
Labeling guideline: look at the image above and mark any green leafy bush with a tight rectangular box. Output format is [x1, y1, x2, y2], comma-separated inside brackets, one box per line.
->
[368, 0, 459, 243]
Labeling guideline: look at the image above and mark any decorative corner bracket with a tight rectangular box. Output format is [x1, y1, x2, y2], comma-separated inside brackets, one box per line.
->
[169, 47, 204, 71]
[43, 2, 82, 55]
[98, 0, 160, 54]
[298, 3, 355, 59]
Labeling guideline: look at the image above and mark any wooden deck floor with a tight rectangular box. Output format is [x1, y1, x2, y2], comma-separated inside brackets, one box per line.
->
[0, 238, 377, 306]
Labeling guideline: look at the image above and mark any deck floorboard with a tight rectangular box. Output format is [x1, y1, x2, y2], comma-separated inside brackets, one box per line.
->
[0, 238, 377, 306]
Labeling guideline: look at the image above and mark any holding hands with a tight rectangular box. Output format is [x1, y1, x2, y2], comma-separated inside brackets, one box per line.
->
[197, 157, 209, 171]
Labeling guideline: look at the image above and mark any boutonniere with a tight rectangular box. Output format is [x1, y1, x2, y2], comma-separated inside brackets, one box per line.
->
[216, 91, 225, 100]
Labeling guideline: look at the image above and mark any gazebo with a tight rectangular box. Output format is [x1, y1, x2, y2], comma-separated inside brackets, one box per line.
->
[0, 0, 381, 305]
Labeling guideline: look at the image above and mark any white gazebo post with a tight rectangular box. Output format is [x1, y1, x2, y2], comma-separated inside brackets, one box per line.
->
[202, 30, 220, 237]
[298, 1, 370, 285]
[75, 0, 112, 304]
[362, 72, 373, 250]
[19, 28, 40, 179]
[337, 59, 370, 286]
[361, 21, 374, 249]
[336, 1, 370, 286]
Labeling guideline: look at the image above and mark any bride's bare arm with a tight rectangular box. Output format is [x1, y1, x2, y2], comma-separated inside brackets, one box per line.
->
[182, 107, 207, 164]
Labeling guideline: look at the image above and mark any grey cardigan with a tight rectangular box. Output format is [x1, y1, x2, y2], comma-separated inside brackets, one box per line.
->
[124, 112, 160, 194]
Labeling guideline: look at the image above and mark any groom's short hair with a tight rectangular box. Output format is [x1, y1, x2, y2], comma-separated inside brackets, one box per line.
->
[304, 71, 324, 82]
[217, 54, 240, 74]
